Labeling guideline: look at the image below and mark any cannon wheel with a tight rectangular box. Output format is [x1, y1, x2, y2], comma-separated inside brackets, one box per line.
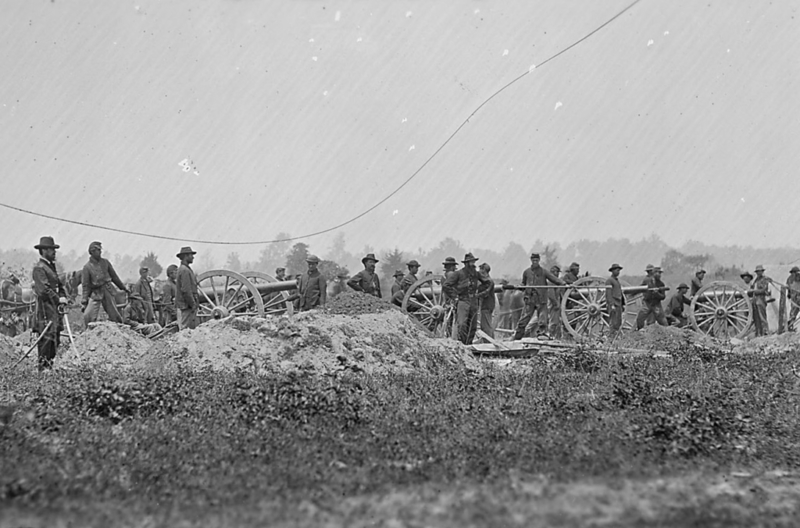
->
[242, 271, 295, 316]
[401, 275, 457, 338]
[561, 276, 610, 340]
[196, 269, 265, 323]
[690, 281, 752, 339]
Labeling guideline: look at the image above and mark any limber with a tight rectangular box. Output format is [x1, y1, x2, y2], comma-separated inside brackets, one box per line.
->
[2, 349, 799, 506]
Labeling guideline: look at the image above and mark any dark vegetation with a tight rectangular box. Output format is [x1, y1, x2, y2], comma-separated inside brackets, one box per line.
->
[2, 350, 800, 514]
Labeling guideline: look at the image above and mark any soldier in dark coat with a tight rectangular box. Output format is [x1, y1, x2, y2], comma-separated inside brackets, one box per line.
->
[666, 283, 691, 327]
[160, 264, 178, 326]
[348, 253, 382, 298]
[478, 262, 496, 338]
[297, 255, 327, 311]
[636, 266, 669, 329]
[513, 253, 565, 340]
[31, 236, 67, 371]
[605, 263, 625, 334]
[81, 241, 128, 325]
[175, 246, 199, 330]
[444, 253, 492, 345]
[131, 266, 156, 324]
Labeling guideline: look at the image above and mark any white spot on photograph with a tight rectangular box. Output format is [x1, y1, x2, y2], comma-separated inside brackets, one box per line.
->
[392, 209, 399, 216]
[405, 11, 412, 18]
[554, 101, 563, 110]
[529, 64, 536, 73]
[502, 49, 509, 56]
[334, 10, 341, 22]
[401, 118, 407, 123]
[647, 39, 654, 47]
[312, 56, 318, 61]
[356, 37, 362, 42]
[663, 30, 669, 35]
[323, 90, 328, 96]
[409, 145, 415, 151]
[474, 9, 480, 14]
[309, 38, 314, 42]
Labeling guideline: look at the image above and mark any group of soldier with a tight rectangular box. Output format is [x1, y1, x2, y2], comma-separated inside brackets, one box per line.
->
[30, 236, 201, 371]
[27, 233, 800, 370]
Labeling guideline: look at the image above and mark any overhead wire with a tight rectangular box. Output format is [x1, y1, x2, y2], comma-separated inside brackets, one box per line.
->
[0, 0, 644, 246]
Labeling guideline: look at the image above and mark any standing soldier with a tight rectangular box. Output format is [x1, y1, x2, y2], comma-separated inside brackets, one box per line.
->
[390, 270, 405, 297]
[563, 262, 581, 285]
[513, 253, 566, 340]
[175, 246, 199, 330]
[131, 266, 156, 324]
[666, 283, 691, 327]
[275, 267, 287, 281]
[787, 266, 800, 332]
[160, 264, 178, 326]
[752, 265, 771, 336]
[81, 241, 128, 326]
[606, 263, 625, 335]
[31, 236, 68, 371]
[478, 262, 496, 338]
[297, 255, 327, 311]
[442, 257, 458, 279]
[348, 253, 382, 297]
[636, 266, 669, 329]
[690, 269, 706, 297]
[547, 264, 563, 339]
[443, 253, 491, 345]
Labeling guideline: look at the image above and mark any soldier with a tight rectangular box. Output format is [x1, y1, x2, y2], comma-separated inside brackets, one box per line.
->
[690, 269, 706, 297]
[390, 270, 405, 297]
[330, 271, 349, 298]
[547, 264, 563, 339]
[297, 255, 327, 311]
[392, 260, 421, 306]
[131, 266, 156, 324]
[348, 253, 382, 297]
[606, 264, 625, 335]
[513, 253, 565, 340]
[275, 267, 287, 281]
[562, 262, 580, 285]
[31, 236, 68, 371]
[636, 266, 668, 329]
[175, 246, 199, 330]
[442, 257, 458, 279]
[752, 265, 771, 336]
[478, 262, 496, 338]
[160, 264, 178, 326]
[740, 271, 754, 288]
[443, 253, 492, 345]
[787, 266, 800, 332]
[123, 291, 162, 336]
[666, 283, 691, 327]
[81, 241, 128, 326]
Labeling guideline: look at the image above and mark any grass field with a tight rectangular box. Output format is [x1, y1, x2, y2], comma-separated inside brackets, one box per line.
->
[2, 345, 800, 527]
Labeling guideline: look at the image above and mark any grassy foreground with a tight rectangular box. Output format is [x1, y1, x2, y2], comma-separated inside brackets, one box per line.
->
[2, 347, 800, 526]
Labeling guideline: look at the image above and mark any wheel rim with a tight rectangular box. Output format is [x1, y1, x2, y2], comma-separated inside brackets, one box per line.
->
[196, 269, 265, 323]
[401, 275, 457, 338]
[561, 276, 611, 340]
[241, 271, 295, 317]
[690, 281, 752, 340]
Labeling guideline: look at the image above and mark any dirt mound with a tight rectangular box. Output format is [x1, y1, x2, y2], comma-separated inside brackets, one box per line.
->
[731, 332, 800, 355]
[323, 291, 395, 315]
[612, 324, 722, 353]
[58, 322, 154, 369]
[136, 310, 480, 375]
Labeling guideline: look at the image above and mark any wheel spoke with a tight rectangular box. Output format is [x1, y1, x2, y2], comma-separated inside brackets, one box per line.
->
[225, 282, 245, 308]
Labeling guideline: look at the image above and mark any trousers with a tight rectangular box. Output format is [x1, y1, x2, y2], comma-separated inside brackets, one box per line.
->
[753, 301, 768, 336]
[636, 302, 667, 329]
[608, 300, 623, 334]
[83, 285, 122, 326]
[455, 299, 479, 345]
[177, 307, 199, 330]
[513, 299, 548, 340]
[479, 308, 494, 338]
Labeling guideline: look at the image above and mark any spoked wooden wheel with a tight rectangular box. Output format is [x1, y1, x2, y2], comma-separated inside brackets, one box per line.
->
[690, 281, 752, 339]
[561, 276, 612, 340]
[401, 275, 457, 338]
[196, 269, 265, 323]
[241, 271, 295, 316]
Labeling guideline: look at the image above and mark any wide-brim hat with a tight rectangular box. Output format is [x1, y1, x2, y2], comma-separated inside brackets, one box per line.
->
[530, 253, 540, 259]
[462, 253, 479, 263]
[393, 269, 404, 277]
[176, 246, 197, 258]
[406, 260, 420, 267]
[790, 266, 800, 273]
[755, 265, 765, 272]
[740, 271, 753, 279]
[645, 264, 654, 272]
[696, 269, 707, 274]
[608, 263, 623, 272]
[361, 253, 379, 264]
[306, 255, 320, 264]
[569, 262, 580, 270]
[442, 257, 457, 266]
[34, 236, 60, 250]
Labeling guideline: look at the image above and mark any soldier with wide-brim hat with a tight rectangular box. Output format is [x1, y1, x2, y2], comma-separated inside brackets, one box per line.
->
[606, 263, 625, 334]
[349, 252, 382, 298]
[462, 253, 479, 263]
[752, 264, 771, 336]
[298, 255, 326, 311]
[787, 267, 800, 332]
[608, 263, 623, 272]
[175, 245, 199, 330]
[444, 251, 492, 345]
[666, 283, 691, 328]
[740, 271, 754, 281]
[31, 236, 67, 370]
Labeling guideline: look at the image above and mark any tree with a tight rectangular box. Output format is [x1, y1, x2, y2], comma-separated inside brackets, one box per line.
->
[541, 245, 561, 272]
[380, 248, 404, 279]
[318, 259, 348, 282]
[140, 252, 163, 278]
[225, 252, 242, 272]
[257, 232, 292, 274]
[325, 232, 351, 264]
[285, 243, 310, 277]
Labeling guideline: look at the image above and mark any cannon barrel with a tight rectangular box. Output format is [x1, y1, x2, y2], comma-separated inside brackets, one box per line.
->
[198, 278, 297, 300]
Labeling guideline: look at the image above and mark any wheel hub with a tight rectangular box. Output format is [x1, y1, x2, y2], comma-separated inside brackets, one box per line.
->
[211, 306, 230, 319]
[715, 307, 726, 318]
[587, 304, 601, 317]
[430, 305, 445, 320]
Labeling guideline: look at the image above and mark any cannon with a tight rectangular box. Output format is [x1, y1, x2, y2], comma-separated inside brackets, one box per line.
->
[399, 275, 756, 341]
[194, 269, 295, 323]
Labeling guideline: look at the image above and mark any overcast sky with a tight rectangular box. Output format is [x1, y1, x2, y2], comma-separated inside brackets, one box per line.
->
[1, 0, 797, 265]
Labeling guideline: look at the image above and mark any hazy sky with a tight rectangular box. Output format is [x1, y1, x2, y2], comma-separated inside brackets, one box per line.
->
[1, 0, 798, 264]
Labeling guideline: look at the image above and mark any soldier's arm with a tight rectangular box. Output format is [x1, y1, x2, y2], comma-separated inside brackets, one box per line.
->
[81, 266, 91, 306]
[107, 262, 127, 291]
[545, 270, 565, 286]
[375, 276, 382, 298]
[443, 271, 458, 299]
[347, 273, 362, 292]
[319, 276, 327, 305]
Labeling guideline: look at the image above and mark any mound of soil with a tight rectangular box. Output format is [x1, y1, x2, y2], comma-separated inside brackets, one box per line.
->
[731, 332, 800, 355]
[51, 310, 480, 375]
[323, 291, 395, 315]
[612, 324, 722, 353]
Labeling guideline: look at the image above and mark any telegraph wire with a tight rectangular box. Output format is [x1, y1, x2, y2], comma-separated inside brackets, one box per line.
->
[0, 0, 644, 245]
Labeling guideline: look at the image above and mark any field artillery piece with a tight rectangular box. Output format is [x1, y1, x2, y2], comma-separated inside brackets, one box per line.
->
[194, 270, 296, 324]
[399, 275, 756, 341]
